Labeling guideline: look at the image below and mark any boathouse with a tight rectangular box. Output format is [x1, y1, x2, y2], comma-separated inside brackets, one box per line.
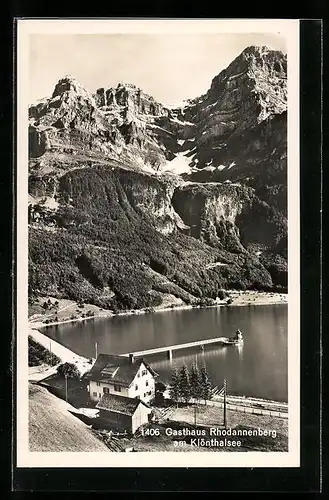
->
[96, 393, 151, 434]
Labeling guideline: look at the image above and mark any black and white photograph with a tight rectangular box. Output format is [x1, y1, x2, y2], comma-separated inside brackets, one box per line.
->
[16, 19, 300, 468]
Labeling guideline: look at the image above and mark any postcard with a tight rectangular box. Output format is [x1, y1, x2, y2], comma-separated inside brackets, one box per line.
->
[16, 18, 300, 468]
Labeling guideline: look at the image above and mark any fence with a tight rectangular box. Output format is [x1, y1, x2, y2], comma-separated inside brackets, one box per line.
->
[204, 399, 288, 419]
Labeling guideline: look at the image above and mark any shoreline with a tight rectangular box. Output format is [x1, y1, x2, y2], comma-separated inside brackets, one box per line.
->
[29, 323, 288, 409]
[28, 289, 287, 389]
[29, 327, 92, 377]
[28, 326, 288, 410]
[29, 291, 288, 330]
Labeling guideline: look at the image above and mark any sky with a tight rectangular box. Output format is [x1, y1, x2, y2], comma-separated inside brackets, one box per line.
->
[29, 33, 286, 107]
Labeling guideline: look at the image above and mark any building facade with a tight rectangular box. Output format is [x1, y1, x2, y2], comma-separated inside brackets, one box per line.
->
[87, 354, 156, 404]
[96, 393, 152, 434]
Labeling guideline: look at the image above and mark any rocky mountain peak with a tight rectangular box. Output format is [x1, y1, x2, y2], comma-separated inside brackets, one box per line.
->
[243, 45, 287, 76]
[117, 82, 138, 90]
[28, 45, 287, 210]
[94, 82, 168, 118]
[208, 45, 286, 94]
[52, 75, 92, 100]
[28, 45, 288, 308]
[242, 44, 280, 55]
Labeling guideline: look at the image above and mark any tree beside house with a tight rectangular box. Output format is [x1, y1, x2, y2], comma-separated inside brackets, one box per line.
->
[169, 362, 213, 405]
[178, 364, 191, 404]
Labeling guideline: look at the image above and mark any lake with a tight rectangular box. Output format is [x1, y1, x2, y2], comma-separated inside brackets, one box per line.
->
[42, 304, 288, 402]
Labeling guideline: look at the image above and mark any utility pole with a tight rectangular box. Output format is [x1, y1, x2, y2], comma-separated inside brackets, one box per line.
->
[65, 373, 68, 402]
[95, 342, 98, 360]
[49, 340, 52, 365]
[194, 405, 197, 427]
[223, 378, 227, 428]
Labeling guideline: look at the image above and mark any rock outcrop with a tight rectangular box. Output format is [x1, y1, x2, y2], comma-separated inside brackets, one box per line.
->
[28, 46, 288, 310]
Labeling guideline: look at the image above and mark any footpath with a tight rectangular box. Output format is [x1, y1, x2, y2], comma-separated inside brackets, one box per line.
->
[29, 327, 92, 379]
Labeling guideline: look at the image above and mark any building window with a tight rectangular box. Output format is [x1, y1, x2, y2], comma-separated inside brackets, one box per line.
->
[142, 370, 147, 376]
[145, 381, 149, 387]
[135, 384, 138, 391]
[103, 387, 109, 394]
[137, 372, 140, 378]
[93, 392, 97, 397]
[144, 393, 147, 398]
[113, 385, 121, 392]
[96, 382, 101, 387]
[98, 393, 102, 398]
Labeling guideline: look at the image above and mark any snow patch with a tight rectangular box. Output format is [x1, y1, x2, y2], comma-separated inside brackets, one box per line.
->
[147, 123, 173, 135]
[227, 161, 236, 170]
[203, 100, 218, 110]
[170, 117, 194, 126]
[163, 153, 192, 175]
[177, 139, 185, 146]
[228, 71, 246, 80]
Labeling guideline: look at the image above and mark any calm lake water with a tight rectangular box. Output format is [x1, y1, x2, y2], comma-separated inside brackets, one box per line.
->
[43, 304, 288, 402]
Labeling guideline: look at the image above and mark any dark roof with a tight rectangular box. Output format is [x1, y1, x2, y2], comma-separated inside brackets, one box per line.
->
[90, 354, 128, 375]
[96, 393, 149, 416]
[89, 354, 157, 386]
[109, 364, 141, 385]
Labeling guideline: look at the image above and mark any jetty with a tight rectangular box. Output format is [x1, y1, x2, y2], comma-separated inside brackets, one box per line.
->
[121, 335, 241, 362]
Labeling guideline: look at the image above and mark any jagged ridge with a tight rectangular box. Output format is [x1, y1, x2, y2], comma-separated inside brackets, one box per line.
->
[28, 46, 288, 310]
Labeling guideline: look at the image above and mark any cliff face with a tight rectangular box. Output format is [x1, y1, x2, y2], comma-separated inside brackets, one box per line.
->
[28, 45, 288, 310]
[184, 110, 287, 213]
[174, 46, 287, 212]
[172, 182, 286, 253]
[28, 47, 287, 200]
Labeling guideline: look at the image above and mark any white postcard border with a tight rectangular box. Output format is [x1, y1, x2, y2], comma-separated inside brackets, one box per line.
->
[16, 18, 300, 468]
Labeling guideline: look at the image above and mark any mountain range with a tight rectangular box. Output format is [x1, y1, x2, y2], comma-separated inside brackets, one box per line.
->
[28, 45, 288, 311]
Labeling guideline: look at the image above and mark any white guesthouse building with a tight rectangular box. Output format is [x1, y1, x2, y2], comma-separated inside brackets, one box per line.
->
[87, 354, 157, 404]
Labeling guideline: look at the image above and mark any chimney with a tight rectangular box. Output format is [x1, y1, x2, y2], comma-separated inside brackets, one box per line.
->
[129, 353, 135, 364]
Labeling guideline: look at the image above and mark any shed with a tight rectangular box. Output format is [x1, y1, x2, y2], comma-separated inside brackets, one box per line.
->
[96, 393, 151, 434]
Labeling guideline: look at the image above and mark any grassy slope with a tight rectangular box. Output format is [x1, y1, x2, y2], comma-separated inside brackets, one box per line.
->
[29, 384, 109, 452]
[28, 335, 61, 366]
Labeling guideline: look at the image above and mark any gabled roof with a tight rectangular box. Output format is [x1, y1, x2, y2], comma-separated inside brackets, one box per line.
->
[90, 354, 128, 375]
[96, 393, 149, 416]
[141, 359, 158, 378]
[89, 353, 157, 386]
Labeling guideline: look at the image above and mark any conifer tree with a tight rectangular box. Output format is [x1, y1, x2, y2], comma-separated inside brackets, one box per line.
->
[200, 365, 212, 403]
[189, 362, 202, 403]
[169, 367, 181, 405]
[178, 363, 191, 404]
